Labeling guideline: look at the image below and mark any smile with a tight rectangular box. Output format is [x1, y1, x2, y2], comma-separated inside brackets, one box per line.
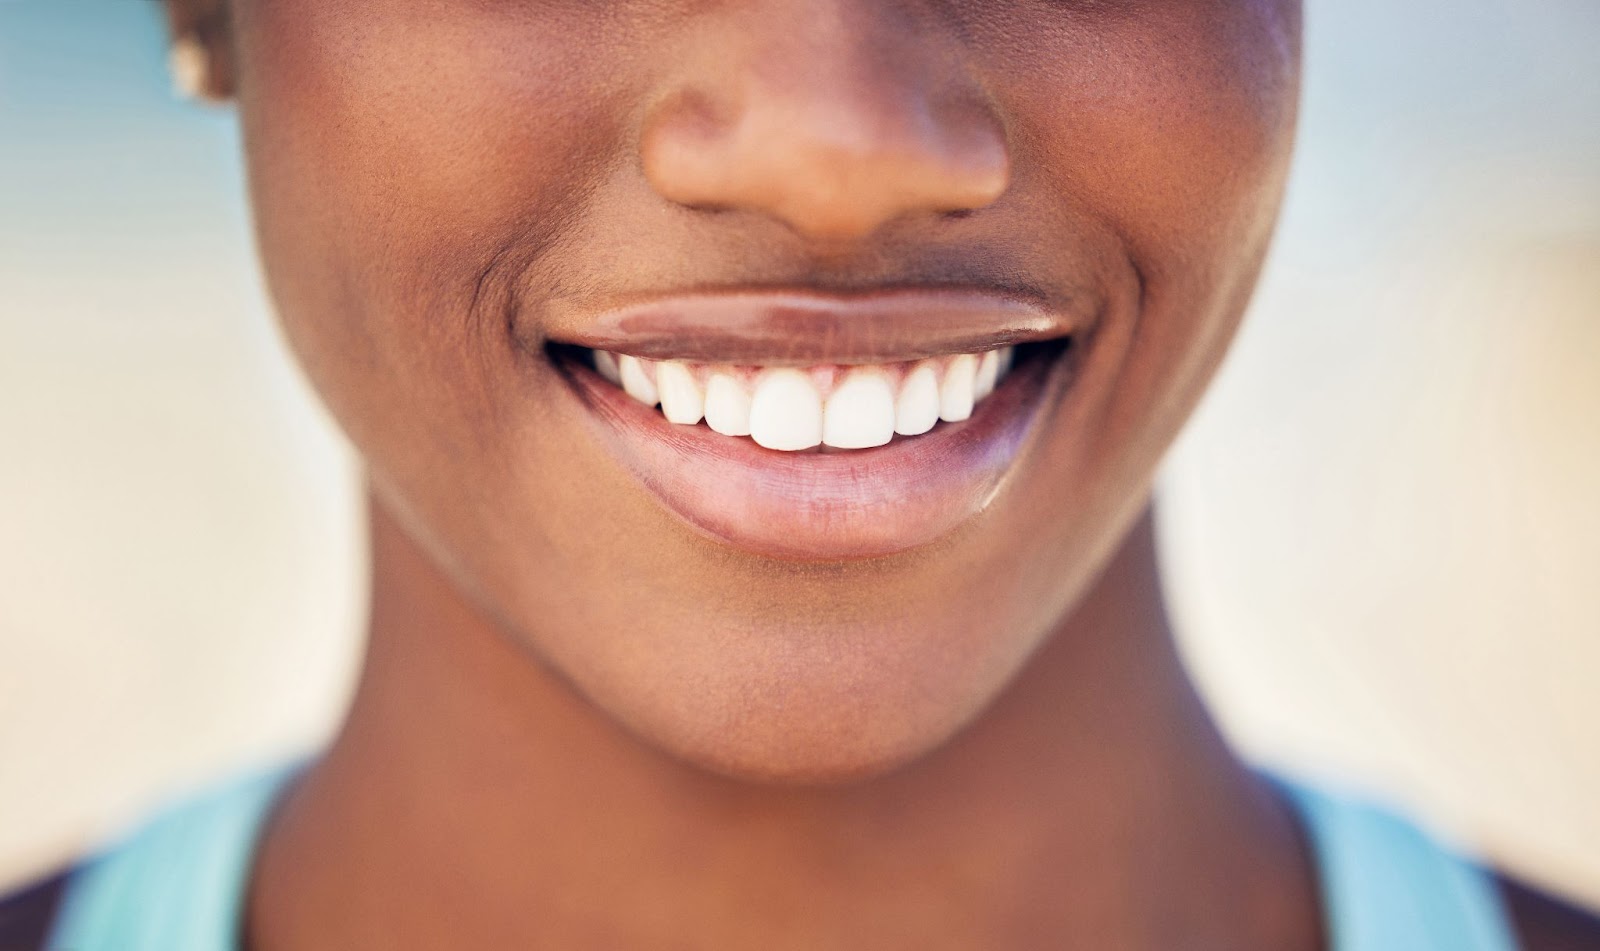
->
[541, 289, 1087, 559]
[586, 346, 1016, 451]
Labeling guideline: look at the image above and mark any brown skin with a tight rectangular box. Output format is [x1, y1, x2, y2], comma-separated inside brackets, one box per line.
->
[214, 0, 1298, 785]
[136, 0, 1593, 949]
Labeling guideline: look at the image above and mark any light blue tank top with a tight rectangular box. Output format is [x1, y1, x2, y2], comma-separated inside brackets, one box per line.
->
[43, 763, 1521, 950]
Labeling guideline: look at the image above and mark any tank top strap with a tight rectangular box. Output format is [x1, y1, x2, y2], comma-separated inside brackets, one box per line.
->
[1277, 776, 1521, 951]
[46, 760, 303, 951]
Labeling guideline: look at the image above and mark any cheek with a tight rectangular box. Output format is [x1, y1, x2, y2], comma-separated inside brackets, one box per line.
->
[237, 0, 617, 209]
[989, 0, 1300, 442]
[231, 0, 628, 396]
[997, 2, 1299, 262]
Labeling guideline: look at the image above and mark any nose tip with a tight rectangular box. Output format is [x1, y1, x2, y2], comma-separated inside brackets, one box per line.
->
[639, 43, 1010, 241]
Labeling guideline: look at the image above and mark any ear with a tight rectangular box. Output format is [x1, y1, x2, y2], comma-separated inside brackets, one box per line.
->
[161, 0, 235, 103]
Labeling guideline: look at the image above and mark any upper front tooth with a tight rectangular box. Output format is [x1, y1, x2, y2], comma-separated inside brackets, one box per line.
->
[749, 368, 822, 451]
[619, 355, 659, 406]
[656, 361, 704, 425]
[594, 350, 623, 385]
[704, 370, 752, 436]
[974, 349, 1000, 401]
[895, 361, 940, 437]
[939, 353, 978, 422]
[612, 349, 1013, 443]
[823, 368, 895, 449]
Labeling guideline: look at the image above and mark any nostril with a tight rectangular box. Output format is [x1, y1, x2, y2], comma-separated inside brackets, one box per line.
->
[638, 57, 1010, 240]
[639, 89, 740, 212]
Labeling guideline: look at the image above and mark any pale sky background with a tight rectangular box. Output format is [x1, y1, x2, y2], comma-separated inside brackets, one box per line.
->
[2, 0, 1598, 907]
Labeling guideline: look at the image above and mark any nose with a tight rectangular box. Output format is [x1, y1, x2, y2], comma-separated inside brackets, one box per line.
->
[639, 2, 1011, 242]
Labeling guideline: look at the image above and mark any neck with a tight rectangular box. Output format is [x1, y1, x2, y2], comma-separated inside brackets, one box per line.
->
[247, 498, 1323, 951]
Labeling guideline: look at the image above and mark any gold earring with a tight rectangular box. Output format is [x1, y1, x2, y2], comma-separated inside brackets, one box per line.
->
[169, 36, 210, 101]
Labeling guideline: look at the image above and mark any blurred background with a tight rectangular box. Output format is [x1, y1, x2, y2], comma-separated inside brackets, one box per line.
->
[2, 0, 1597, 907]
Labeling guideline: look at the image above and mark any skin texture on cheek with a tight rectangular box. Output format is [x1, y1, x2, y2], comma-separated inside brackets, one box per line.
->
[980, 0, 1301, 502]
[227, 0, 1301, 783]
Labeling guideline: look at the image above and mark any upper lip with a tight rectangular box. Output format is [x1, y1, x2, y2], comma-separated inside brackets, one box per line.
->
[539, 287, 1092, 365]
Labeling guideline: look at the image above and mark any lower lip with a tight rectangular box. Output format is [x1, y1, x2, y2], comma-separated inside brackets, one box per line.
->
[556, 348, 1071, 560]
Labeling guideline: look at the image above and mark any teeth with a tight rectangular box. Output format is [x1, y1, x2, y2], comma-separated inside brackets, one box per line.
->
[593, 350, 623, 385]
[939, 353, 978, 423]
[974, 349, 999, 401]
[823, 368, 896, 449]
[656, 361, 704, 425]
[591, 345, 1019, 451]
[704, 369, 752, 436]
[995, 346, 1014, 380]
[618, 354, 659, 407]
[749, 369, 823, 451]
[895, 362, 941, 437]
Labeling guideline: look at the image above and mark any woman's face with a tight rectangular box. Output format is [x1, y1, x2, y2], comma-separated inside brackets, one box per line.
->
[224, 0, 1299, 782]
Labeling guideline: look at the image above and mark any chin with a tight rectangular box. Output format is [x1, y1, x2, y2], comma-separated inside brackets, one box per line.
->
[567, 614, 1022, 789]
[657, 713, 965, 788]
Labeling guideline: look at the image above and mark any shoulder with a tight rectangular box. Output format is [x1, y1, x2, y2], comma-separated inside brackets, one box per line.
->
[0, 867, 72, 951]
[0, 759, 308, 951]
[1272, 774, 1598, 950]
[1499, 873, 1600, 951]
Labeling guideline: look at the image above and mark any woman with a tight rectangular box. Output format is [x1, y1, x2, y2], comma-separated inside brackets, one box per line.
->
[2, 0, 1597, 948]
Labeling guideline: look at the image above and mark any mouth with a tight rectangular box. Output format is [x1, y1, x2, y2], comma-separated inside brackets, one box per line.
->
[560, 343, 1026, 452]
[540, 289, 1086, 560]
